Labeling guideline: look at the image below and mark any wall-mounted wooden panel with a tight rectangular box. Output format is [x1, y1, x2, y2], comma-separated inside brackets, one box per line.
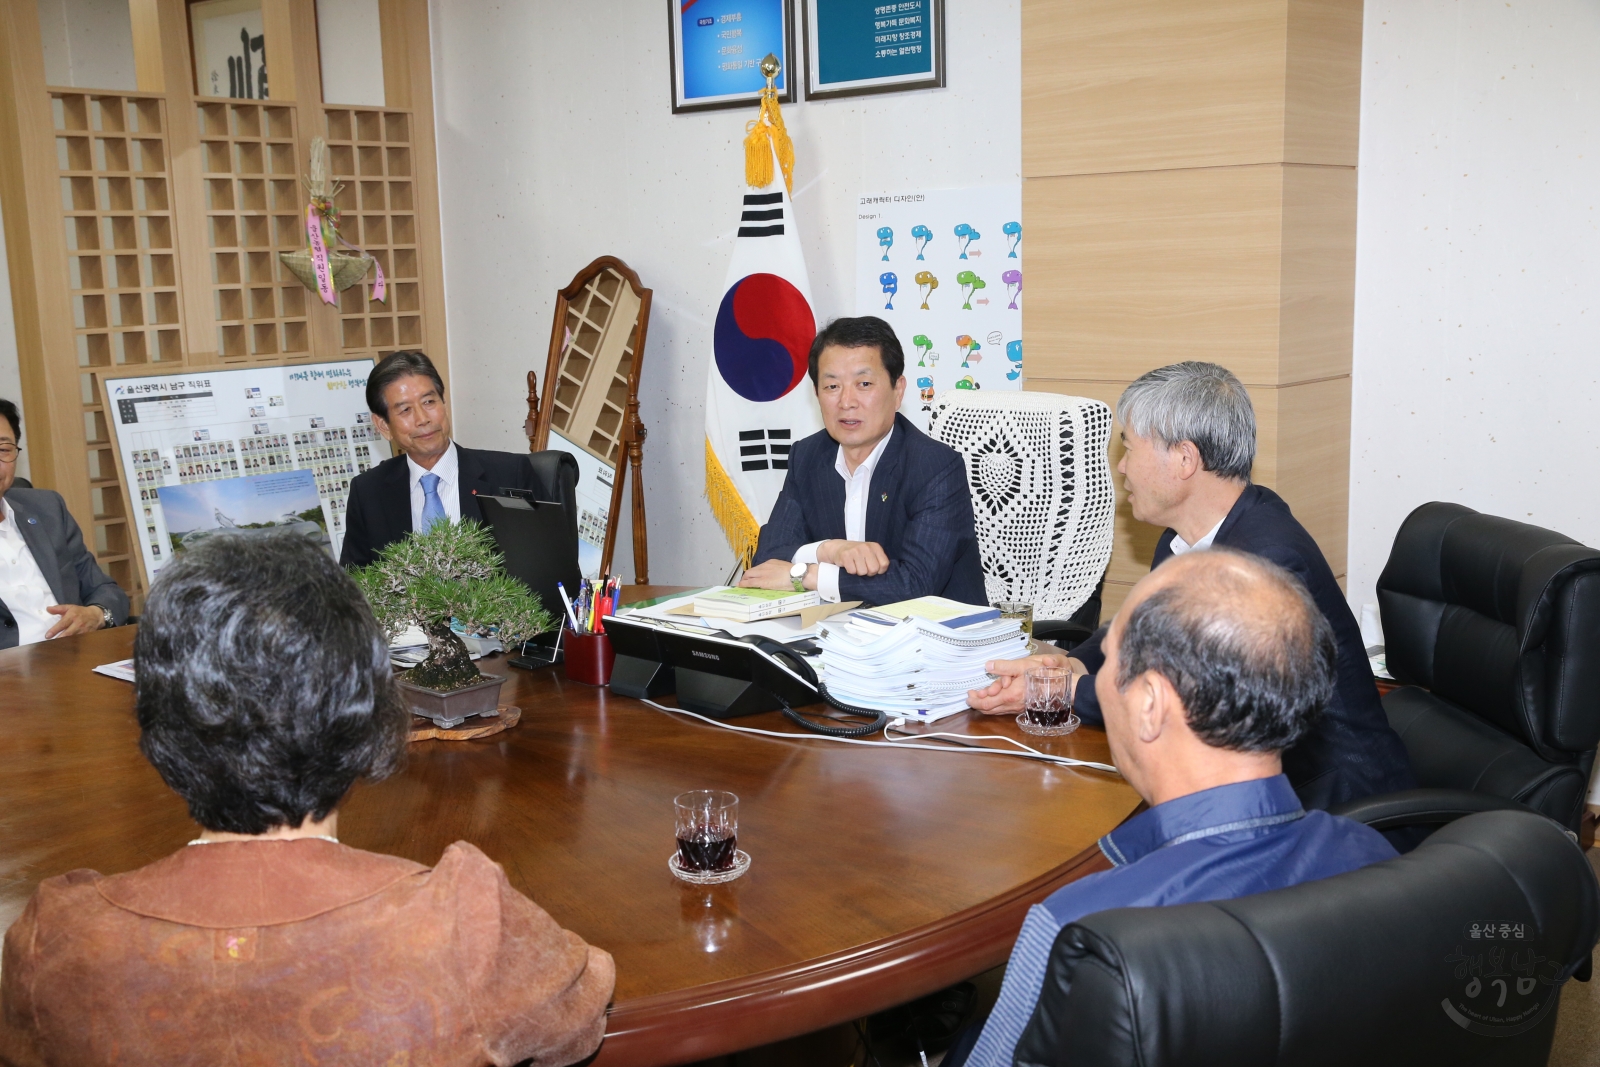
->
[1023, 165, 1285, 385]
[1024, 163, 1356, 389]
[1279, 162, 1357, 384]
[1022, 0, 1361, 178]
[1253, 374, 1351, 573]
[1284, 0, 1364, 165]
[1022, 0, 1289, 177]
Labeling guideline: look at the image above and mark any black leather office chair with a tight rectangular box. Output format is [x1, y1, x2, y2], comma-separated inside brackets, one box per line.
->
[1338, 503, 1600, 835]
[526, 449, 580, 545]
[1015, 810, 1599, 1067]
[1034, 574, 1104, 652]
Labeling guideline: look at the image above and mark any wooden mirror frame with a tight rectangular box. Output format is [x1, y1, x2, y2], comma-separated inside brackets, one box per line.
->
[525, 256, 652, 582]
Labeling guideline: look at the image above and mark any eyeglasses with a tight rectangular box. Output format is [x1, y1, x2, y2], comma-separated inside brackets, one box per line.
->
[0, 444, 20, 462]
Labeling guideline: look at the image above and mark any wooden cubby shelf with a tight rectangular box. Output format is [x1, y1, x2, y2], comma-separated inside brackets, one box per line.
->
[199, 101, 309, 363]
[7, 0, 447, 602]
[323, 107, 421, 358]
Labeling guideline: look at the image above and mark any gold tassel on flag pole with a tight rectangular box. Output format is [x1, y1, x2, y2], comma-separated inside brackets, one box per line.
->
[743, 54, 794, 194]
[705, 440, 762, 566]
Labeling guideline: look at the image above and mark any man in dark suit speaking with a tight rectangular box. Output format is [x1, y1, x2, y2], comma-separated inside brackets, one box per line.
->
[0, 398, 129, 648]
[969, 362, 1415, 810]
[340, 351, 541, 568]
[740, 317, 984, 605]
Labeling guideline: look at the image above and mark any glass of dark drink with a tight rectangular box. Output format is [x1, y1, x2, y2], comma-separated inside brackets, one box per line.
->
[1018, 664, 1080, 737]
[671, 790, 749, 884]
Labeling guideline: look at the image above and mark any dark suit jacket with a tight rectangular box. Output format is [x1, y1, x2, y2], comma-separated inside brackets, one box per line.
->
[1072, 484, 1416, 810]
[1, 488, 130, 650]
[753, 413, 985, 606]
[339, 444, 545, 568]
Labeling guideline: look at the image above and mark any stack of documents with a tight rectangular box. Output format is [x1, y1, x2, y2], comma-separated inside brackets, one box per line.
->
[93, 658, 136, 683]
[692, 587, 820, 622]
[388, 625, 492, 668]
[817, 602, 1031, 722]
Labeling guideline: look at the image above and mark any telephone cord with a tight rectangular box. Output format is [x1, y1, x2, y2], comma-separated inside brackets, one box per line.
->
[640, 699, 1121, 775]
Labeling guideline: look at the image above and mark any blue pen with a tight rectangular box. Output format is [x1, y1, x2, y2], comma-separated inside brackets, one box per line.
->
[556, 582, 580, 632]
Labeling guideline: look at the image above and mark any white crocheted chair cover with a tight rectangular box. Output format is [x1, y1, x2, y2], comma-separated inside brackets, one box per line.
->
[928, 391, 1115, 621]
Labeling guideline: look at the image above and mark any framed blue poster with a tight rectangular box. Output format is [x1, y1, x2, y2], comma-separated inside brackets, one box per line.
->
[670, 0, 796, 113]
[802, 0, 944, 100]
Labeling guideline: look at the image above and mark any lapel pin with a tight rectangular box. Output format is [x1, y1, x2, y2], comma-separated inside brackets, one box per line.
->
[880, 493, 888, 502]
[27, 517, 37, 524]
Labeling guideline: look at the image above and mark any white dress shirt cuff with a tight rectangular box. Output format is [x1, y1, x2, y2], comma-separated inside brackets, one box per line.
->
[793, 541, 823, 566]
[817, 562, 842, 603]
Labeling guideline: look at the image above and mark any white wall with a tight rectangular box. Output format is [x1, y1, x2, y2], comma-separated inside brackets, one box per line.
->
[36, 0, 136, 90]
[428, 0, 1020, 583]
[1349, 1, 1600, 617]
[317, 0, 384, 106]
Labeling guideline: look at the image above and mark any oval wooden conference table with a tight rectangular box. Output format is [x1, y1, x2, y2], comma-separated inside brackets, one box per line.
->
[0, 588, 1140, 1066]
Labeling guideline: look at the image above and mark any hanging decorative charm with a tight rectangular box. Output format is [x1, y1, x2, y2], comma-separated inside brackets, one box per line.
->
[279, 137, 386, 303]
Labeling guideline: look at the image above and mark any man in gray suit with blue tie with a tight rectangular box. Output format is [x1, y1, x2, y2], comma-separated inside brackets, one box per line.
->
[741, 317, 984, 605]
[0, 399, 130, 650]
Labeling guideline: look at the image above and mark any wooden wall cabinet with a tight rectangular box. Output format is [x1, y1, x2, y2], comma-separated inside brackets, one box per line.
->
[1021, 0, 1363, 617]
[0, 0, 446, 598]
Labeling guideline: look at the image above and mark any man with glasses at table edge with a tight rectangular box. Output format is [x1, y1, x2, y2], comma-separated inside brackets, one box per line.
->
[0, 398, 129, 650]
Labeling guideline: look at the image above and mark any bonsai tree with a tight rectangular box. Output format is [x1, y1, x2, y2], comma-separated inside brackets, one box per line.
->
[353, 520, 552, 690]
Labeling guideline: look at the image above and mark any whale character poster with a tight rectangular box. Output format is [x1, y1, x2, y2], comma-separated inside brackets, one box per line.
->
[854, 184, 1023, 430]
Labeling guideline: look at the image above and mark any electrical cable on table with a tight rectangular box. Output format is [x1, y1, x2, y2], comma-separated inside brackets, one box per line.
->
[640, 699, 1120, 774]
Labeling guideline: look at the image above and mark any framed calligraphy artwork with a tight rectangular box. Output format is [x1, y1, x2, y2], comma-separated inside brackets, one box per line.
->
[189, 0, 269, 100]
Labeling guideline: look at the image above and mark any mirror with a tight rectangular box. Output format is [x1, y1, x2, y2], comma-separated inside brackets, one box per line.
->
[526, 256, 652, 582]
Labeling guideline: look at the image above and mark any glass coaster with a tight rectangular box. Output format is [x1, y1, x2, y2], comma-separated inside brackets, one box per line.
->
[1017, 711, 1081, 737]
[669, 849, 751, 885]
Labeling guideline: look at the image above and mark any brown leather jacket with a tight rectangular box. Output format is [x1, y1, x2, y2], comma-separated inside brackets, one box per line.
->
[0, 838, 614, 1066]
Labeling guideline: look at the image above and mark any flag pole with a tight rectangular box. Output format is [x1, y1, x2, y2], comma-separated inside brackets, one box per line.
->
[706, 52, 820, 569]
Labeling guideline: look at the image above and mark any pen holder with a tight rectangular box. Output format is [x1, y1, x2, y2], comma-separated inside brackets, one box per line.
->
[562, 629, 616, 686]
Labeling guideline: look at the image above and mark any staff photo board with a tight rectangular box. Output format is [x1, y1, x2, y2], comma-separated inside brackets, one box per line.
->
[854, 183, 1023, 431]
[102, 359, 389, 583]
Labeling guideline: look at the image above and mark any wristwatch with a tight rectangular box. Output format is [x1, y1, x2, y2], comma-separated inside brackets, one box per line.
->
[98, 605, 114, 629]
[789, 560, 807, 592]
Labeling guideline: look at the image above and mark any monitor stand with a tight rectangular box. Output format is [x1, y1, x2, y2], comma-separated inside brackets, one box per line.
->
[673, 667, 780, 719]
[608, 652, 675, 699]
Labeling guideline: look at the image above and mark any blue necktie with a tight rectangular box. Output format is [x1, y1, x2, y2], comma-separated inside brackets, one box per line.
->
[419, 472, 447, 532]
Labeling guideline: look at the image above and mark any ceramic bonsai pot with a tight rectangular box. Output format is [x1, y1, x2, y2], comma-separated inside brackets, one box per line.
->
[396, 672, 506, 729]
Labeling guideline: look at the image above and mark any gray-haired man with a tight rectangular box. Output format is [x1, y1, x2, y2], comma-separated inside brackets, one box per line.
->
[970, 362, 1415, 810]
